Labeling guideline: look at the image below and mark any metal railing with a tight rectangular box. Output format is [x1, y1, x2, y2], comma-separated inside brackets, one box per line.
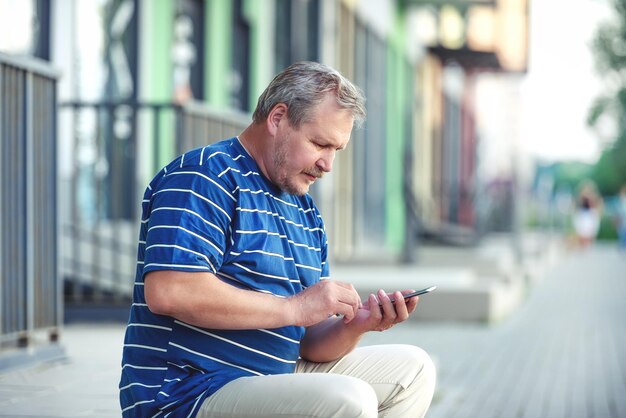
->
[0, 53, 60, 348]
[58, 100, 249, 306]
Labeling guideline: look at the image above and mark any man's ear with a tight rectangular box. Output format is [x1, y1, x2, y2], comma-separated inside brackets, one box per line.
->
[266, 103, 288, 136]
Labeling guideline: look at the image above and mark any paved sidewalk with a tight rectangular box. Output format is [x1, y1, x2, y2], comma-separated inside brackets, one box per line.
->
[0, 324, 124, 417]
[0, 244, 624, 417]
[363, 244, 626, 418]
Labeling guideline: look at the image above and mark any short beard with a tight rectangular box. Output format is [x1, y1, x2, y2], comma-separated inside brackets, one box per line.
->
[272, 138, 323, 196]
[272, 138, 302, 195]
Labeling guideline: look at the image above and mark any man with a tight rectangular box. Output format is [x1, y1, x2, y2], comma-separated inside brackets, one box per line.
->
[119, 61, 436, 417]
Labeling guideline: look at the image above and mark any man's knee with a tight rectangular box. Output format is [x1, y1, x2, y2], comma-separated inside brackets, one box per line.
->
[378, 345, 436, 417]
[318, 376, 378, 418]
[401, 345, 437, 392]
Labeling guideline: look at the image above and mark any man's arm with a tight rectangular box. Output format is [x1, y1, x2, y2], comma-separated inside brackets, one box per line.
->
[144, 270, 362, 330]
[299, 289, 419, 363]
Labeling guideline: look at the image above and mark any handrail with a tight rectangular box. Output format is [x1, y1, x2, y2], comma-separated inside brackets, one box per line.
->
[0, 51, 60, 78]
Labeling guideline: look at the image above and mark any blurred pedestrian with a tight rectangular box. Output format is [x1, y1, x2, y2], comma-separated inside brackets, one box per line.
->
[119, 61, 436, 418]
[572, 181, 603, 248]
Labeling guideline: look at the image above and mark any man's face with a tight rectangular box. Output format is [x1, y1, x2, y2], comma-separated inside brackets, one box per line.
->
[269, 95, 354, 195]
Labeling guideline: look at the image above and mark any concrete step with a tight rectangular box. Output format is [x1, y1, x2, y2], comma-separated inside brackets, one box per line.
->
[331, 264, 526, 323]
[417, 244, 518, 283]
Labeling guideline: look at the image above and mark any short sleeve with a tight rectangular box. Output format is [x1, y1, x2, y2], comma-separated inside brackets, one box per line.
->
[142, 168, 235, 276]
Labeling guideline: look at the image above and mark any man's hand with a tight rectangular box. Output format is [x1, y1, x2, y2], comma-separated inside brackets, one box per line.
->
[288, 280, 361, 327]
[298, 288, 419, 363]
[352, 289, 419, 332]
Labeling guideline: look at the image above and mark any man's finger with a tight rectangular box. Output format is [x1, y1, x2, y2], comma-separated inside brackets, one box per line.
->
[377, 289, 397, 323]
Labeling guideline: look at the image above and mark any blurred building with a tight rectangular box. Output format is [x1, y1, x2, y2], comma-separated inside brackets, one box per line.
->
[409, 0, 528, 242]
[0, 0, 528, 310]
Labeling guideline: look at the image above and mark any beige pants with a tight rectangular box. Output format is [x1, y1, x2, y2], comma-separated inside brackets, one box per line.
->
[198, 344, 436, 418]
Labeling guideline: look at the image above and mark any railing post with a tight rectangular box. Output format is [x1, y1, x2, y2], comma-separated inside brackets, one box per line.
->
[0, 57, 4, 341]
[25, 65, 35, 346]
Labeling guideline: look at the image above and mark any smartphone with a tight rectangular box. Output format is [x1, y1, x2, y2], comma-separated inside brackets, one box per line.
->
[386, 286, 437, 304]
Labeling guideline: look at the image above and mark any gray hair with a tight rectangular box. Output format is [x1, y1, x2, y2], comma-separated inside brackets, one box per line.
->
[252, 61, 366, 129]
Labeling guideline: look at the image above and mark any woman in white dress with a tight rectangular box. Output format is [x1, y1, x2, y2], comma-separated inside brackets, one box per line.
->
[573, 182, 603, 248]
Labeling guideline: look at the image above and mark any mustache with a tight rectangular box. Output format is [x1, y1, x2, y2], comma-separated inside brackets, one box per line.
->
[304, 168, 324, 179]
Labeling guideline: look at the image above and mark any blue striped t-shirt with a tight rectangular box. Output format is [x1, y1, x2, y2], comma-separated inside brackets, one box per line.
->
[119, 137, 329, 417]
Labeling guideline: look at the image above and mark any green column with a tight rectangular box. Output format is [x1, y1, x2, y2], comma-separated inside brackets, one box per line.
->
[144, 0, 175, 171]
[243, 0, 274, 112]
[145, 1, 173, 101]
[385, 8, 408, 252]
[206, 0, 233, 108]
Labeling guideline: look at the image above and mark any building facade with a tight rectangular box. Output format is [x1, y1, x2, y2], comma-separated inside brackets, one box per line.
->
[0, 0, 529, 304]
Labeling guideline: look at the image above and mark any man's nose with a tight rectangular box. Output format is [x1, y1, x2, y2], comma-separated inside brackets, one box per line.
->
[316, 150, 335, 173]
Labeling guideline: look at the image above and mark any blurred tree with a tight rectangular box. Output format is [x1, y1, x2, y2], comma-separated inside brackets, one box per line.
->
[591, 141, 626, 195]
[587, 0, 626, 195]
[553, 161, 593, 192]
